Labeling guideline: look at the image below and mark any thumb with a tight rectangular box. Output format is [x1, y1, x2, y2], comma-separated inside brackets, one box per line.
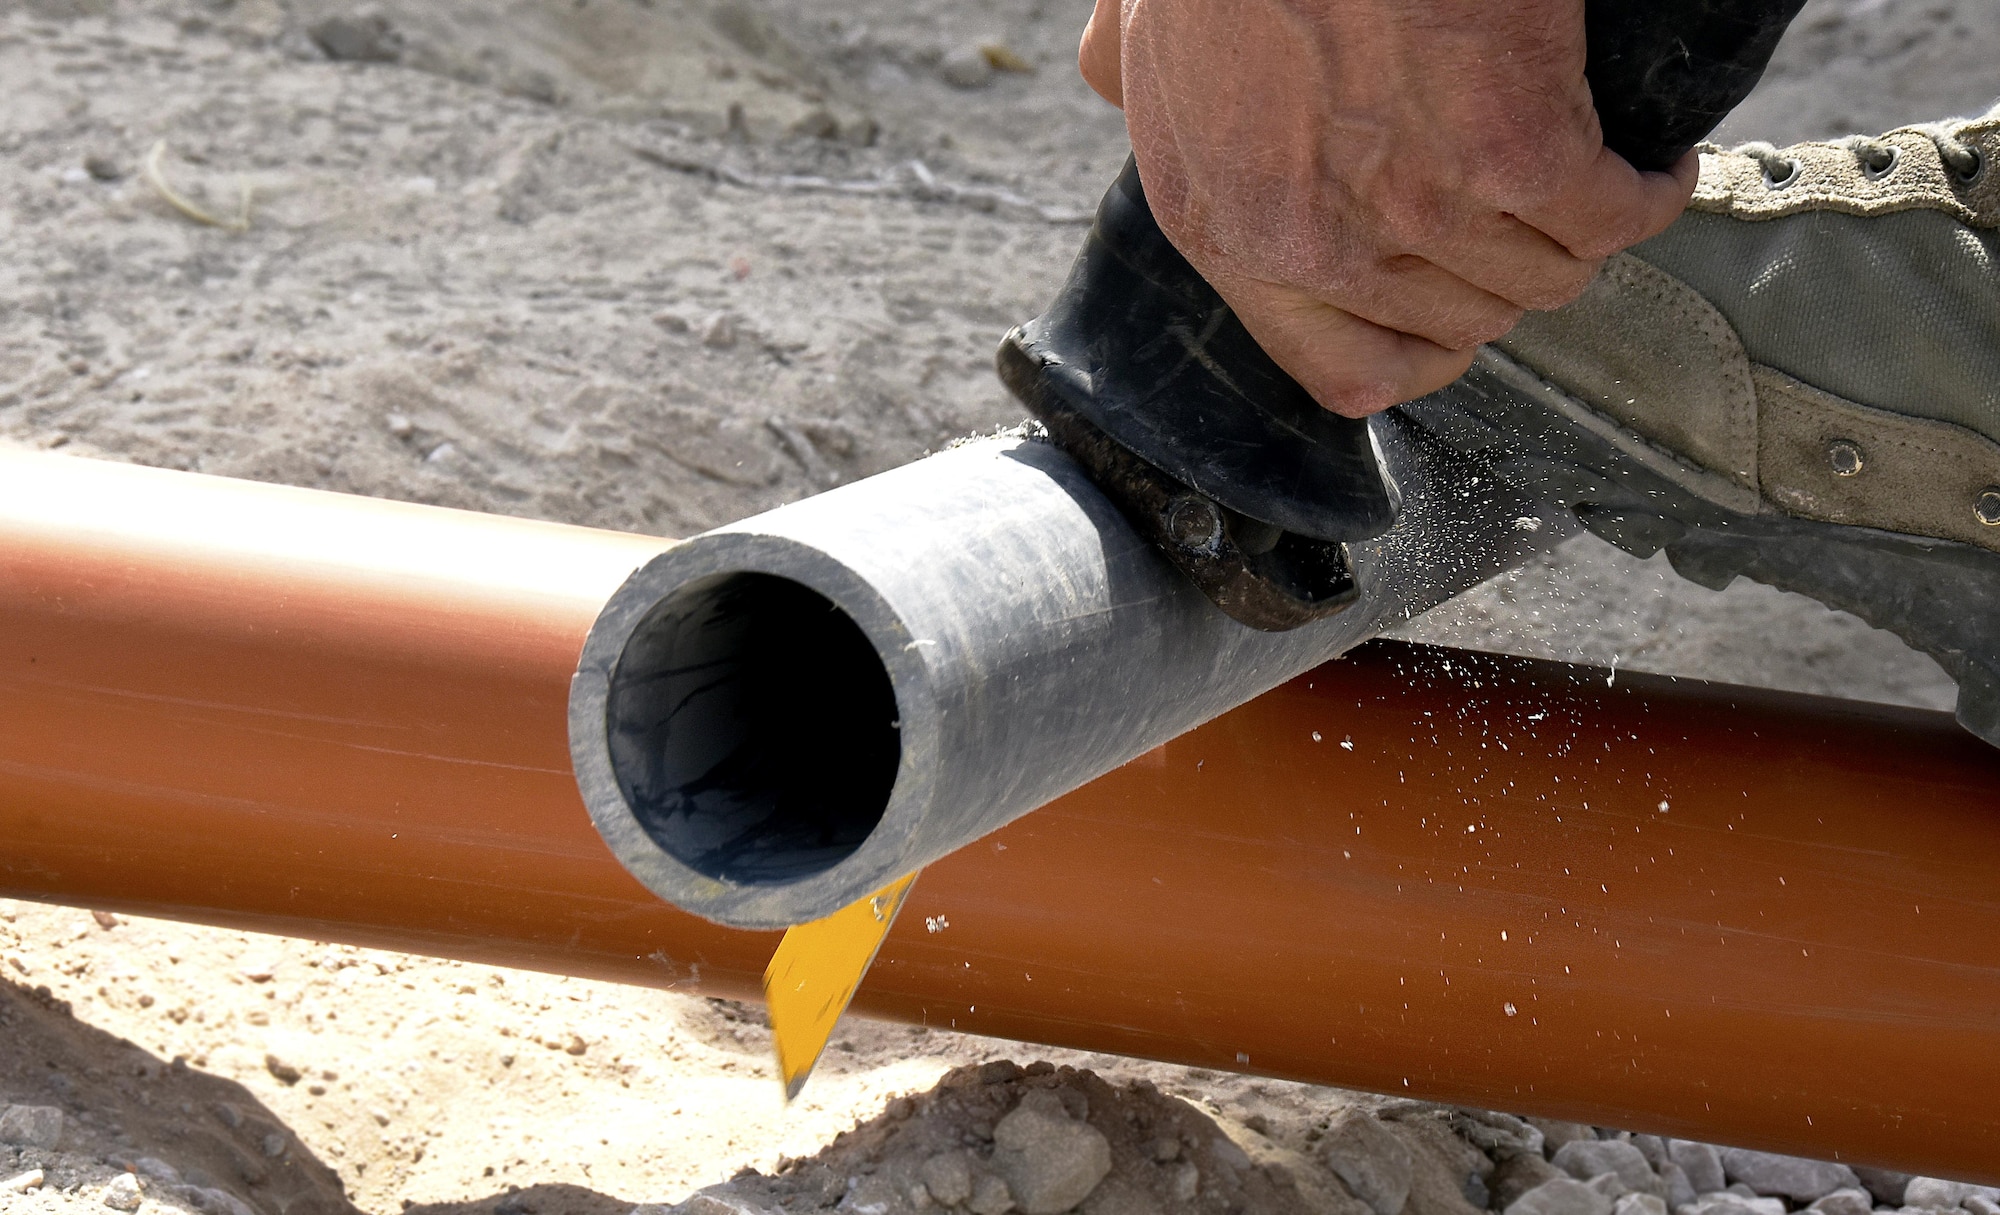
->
[1079, 0, 1123, 108]
[1215, 275, 1478, 418]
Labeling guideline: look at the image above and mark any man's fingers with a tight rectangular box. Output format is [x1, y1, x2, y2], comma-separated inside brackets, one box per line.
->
[1514, 145, 1699, 259]
[1078, 0, 1123, 108]
[1301, 253, 1524, 355]
[1407, 209, 1603, 312]
[1216, 275, 1479, 418]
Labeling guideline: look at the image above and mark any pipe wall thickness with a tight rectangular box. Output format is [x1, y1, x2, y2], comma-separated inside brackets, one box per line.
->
[3, 449, 1999, 1180]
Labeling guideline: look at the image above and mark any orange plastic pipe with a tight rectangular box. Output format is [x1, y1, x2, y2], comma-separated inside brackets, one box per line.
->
[3, 449, 1998, 1180]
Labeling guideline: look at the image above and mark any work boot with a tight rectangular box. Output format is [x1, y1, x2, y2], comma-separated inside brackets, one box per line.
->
[1404, 105, 2000, 745]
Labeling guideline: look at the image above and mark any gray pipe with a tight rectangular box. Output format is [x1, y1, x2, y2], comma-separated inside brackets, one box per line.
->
[568, 399, 1569, 929]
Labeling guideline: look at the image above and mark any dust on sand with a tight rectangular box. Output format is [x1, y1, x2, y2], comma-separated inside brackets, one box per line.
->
[3, 0, 1998, 1211]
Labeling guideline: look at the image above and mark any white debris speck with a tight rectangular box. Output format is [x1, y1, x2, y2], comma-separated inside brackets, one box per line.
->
[924, 915, 949, 934]
[3, 1169, 44, 1194]
[1512, 516, 1543, 532]
[1339, 737, 1354, 751]
[1658, 800, 1670, 812]
[1311, 731, 1322, 742]
[1503, 1002, 1518, 1017]
[102, 1172, 143, 1212]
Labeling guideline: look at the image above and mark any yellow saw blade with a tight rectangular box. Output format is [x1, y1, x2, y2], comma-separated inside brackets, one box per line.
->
[764, 871, 918, 1100]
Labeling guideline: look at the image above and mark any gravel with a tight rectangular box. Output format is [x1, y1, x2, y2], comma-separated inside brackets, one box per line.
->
[1672, 1142, 1730, 1195]
[1813, 1188, 1878, 1215]
[1906, 1179, 2000, 1210]
[1510, 1176, 1618, 1215]
[98, 1172, 142, 1212]
[0, 1105, 63, 1150]
[988, 1088, 1112, 1214]
[1321, 1109, 1417, 1215]
[1555, 1140, 1666, 1198]
[1723, 1149, 1863, 1203]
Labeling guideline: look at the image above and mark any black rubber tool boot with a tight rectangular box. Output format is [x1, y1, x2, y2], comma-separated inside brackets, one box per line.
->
[1000, 0, 1810, 631]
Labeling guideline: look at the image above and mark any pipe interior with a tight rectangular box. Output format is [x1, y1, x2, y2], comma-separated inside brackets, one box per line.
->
[605, 571, 901, 885]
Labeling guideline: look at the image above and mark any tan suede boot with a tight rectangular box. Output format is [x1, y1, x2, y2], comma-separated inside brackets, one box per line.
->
[1411, 106, 2000, 744]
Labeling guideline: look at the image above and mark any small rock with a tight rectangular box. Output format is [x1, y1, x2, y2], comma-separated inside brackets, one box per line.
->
[1670, 1143, 1727, 1195]
[1456, 1111, 1547, 1160]
[1810, 1187, 1875, 1215]
[1853, 1169, 1913, 1207]
[939, 45, 993, 89]
[1554, 1141, 1661, 1197]
[189, 1189, 259, 1215]
[1590, 1175, 1631, 1201]
[91, 909, 119, 929]
[1720, 1149, 1858, 1203]
[1507, 1177, 1615, 1215]
[1661, 1164, 1698, 1209]
[675, 1193, 772, 1215]
[308, 14, 402, 62]
[1320, 1109, 1415, 1215]
[133, 1158, 180, 1183]
[1493, 1152, 1566, 1209]
[83, 155, 123, 181]
[564, 1034, 587, 1056]
[921, 1153, 974, 1207]
[261, 1131, 287, 1158]
[3, 1169, 44, 1193]
[264, 1054, 303, 1085]
[701, 313, 741, 349]
[968, 1172, 1015, 1215]
[103, 1172, 144, 1212]
[1907, 1179, 2000, 1210]
[787, 108, 839, 140]
[1680, 1192, 1787, 1215]
[240, 961, 276, 983]
[991, 1090, 1111, 1215]
[1632, 1137, 1670, 1170]
[0, 1104, 63, 1148]
[1969, 1198, 2000, 1215]
[1531, 1120, 1600, 1158]
[1617, 1195, 1669, 1215]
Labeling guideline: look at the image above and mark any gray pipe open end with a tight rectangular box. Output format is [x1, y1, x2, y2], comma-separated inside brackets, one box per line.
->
[570, 528, 945, 930]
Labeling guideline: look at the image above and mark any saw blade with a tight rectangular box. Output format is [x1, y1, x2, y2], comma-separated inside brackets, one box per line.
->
[763, 870, 918, 1100]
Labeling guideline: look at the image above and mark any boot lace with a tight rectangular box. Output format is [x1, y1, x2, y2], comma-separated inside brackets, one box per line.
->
[1739, 142, 1800, 188]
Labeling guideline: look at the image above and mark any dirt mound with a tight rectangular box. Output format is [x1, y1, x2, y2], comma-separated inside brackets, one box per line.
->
[674, 1059, 1504, 1215]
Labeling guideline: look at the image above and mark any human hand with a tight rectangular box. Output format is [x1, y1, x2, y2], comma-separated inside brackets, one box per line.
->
[1078, 0, 1699, 417]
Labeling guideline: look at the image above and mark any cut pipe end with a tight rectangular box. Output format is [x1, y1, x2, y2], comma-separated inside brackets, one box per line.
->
[570, 529, 938, 929]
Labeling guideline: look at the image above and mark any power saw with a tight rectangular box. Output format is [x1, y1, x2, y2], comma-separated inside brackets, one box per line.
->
[999, 0, 1810, 630]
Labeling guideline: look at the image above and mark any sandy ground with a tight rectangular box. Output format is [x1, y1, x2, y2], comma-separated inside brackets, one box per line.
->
[3, 0, 1999, 1211]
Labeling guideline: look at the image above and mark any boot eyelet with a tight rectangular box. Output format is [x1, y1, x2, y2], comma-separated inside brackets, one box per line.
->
[1761, 157, 1802, 189]
[1977, 488, 2000, 528]
[1950, 145, 1987, 186]
[1827, 440, 1865, 477]
[1857, 145, 1899, 180]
